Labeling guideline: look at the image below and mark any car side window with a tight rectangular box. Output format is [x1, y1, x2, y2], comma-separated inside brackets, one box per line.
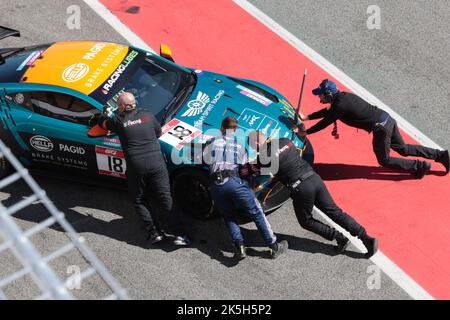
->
[29, 91, 100, 126]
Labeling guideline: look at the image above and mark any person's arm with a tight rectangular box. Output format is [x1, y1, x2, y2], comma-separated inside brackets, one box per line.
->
[307, 107, 329, 120]
[305, 106, 341, 135]
[152, 115, 162, 138]
[98, 115, 119, 132]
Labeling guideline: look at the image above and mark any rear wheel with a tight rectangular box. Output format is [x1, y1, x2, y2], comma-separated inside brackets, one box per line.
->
[172, 167, 218, 220]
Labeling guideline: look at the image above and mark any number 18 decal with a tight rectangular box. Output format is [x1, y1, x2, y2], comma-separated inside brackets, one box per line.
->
[95, 146, 127, 178]
[160, 119, 201, 150]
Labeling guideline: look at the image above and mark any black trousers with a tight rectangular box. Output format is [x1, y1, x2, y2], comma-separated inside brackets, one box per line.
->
[291, 173, 366, 241]
[127, 163, 184, 235]
[372, 117, 440, 172]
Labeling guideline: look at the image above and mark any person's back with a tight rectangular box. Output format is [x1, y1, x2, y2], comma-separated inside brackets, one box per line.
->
[205, 117, 288, 260]
[333, 92, 384, 132]
[99, 92, 190, 245]
[109, 108, 163, 172]
[262, 137, 312, 185]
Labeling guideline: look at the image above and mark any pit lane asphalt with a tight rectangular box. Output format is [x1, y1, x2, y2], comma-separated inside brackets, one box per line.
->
[0, 0, 409, 299]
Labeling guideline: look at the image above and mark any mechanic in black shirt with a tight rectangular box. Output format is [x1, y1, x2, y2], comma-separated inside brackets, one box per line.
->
[99, 92, 190, 246]
[248, 131, 378, 258]
[299, 79, 449, 178]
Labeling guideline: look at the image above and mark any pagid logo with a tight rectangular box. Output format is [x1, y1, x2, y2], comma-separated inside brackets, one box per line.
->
[182, 91, 210, 117]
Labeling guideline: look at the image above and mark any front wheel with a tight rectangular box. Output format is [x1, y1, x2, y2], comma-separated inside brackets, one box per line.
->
[171, 167, 219, 220]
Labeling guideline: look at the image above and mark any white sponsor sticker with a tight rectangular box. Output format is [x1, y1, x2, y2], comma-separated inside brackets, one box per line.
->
[159, 119, 201, 150]
[237, 84, 272, 106]
[30, 135, 53, 152]
[95, 146, 126, 178]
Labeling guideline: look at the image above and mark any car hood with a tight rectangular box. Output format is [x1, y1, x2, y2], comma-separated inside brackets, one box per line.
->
[172, 70, 302, 144]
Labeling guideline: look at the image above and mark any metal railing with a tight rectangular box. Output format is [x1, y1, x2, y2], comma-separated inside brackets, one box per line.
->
[0, 139, 128, 300]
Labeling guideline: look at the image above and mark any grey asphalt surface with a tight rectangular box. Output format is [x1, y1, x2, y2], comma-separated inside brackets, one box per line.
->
[0, 0, 412, 299]
[250, 0, 450, 151]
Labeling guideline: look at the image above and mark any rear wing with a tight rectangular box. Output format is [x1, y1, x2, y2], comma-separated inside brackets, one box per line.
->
[0, 26, 21, 65]
[0, 26, 20, 40]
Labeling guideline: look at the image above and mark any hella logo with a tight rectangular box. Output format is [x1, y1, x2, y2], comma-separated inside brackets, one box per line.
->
[30, 135, 53, 152]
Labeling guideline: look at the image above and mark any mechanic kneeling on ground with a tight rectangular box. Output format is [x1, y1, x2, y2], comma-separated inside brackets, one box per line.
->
[99, 92, 190, 246]
[248, 131, 378, 258]
[203, 117, 288, 260]
[299, 79, 449, 178]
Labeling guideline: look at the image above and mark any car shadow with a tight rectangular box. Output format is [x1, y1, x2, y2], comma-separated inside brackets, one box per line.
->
[314, 162, 445, 181]
[1, 175, 366, 268]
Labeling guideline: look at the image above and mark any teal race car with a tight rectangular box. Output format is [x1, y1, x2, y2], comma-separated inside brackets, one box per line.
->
[0, 26, 313, 220]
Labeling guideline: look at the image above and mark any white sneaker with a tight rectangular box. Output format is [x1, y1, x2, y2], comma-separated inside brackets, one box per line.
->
[173, 235, 191, 246]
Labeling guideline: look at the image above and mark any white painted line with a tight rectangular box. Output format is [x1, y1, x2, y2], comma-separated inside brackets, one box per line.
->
[85, 0, 434, 300]
[233, 0, 442, 150]
[82, 0, 155, 53]
[233, 0, 435, 300]
[312, 207, 433, 300]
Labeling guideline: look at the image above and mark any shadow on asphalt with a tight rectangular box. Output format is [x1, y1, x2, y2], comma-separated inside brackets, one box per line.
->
[2, 175, 366, 268]
[314, 162, 445, 181]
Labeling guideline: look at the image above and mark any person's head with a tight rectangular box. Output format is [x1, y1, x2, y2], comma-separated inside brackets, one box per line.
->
[312, 79, 339, 104]
[248, 130, 267, 152]
[117, 92, 137, 113]
[221, 116, 238, 135]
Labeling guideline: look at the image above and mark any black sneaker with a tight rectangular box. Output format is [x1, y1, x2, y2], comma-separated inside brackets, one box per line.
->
[148, 229, 164, 244]
[234, 244, 247, 260]
[436, 150, 449, 174]
[362, 236, 378, 258]
[268, 240, 288, 259]
[413, 161, 431, 179]
[335, 234, 350, 254]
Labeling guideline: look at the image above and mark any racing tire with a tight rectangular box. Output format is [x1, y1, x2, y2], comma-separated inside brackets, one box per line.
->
[172, 167, 219, 220]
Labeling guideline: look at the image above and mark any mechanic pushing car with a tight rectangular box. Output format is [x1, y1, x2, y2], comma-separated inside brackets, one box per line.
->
[298, 79, 449, 178]
[99, 92, 190, 245]
[203, 117, 288, 260]
[248, 130, 378, 258]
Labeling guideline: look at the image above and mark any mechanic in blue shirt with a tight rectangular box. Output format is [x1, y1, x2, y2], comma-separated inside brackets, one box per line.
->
[99, 92, 190, 246]
[203, 117, 288, 260]
[299, 79, 449, 178]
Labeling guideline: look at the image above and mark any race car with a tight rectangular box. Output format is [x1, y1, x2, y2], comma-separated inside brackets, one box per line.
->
[0, 26, 314, 220]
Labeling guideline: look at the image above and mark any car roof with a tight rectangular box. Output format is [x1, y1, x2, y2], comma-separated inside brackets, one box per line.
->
[0, 41, 146, 104]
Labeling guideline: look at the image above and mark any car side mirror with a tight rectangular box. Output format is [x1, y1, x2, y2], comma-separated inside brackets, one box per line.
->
[87, 124, 109, 137]
[159, 44, 174, 62]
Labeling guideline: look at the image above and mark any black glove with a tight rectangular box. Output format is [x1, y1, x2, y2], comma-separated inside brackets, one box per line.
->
[97, 114, 109, 128]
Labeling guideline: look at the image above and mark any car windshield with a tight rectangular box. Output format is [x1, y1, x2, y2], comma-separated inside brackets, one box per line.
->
[104, 56, 195, 122]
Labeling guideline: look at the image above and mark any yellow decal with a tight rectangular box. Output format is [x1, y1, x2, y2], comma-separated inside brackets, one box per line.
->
[21, 41, 129, 95]
[280, 98, 296, 117]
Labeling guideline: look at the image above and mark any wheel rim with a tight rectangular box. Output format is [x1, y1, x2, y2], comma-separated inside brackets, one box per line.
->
[173, 173, 214, 219]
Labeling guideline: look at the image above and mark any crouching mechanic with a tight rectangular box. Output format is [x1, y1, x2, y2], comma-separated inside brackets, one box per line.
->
[203, 117, 288, 260]
[248, 131, 378, 258]
[98, 92, 190, 246]
[299, 79, 449, 178]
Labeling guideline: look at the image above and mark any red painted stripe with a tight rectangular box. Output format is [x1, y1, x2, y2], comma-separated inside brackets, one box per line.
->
[102, 0, 450, 298]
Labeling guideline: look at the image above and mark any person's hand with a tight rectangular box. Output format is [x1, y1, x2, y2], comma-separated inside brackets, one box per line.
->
[298, 130, 308, 138]
[299, 112, 309, 121]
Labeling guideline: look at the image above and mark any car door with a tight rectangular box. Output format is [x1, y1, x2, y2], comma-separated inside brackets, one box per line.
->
[22, 90, 126, 180]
